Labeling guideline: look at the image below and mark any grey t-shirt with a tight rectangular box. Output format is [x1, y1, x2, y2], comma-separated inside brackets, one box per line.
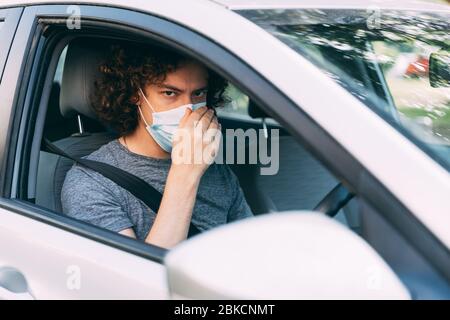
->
[61, 139, 253, 240]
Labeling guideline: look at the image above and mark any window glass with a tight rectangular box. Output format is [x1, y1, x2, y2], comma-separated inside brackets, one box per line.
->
[238, 9, 450, 169]
[218, 83, 251, 119]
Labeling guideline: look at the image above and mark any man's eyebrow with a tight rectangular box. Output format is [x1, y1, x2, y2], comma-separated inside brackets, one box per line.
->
[158, 84, 183, 92]
[158, 84, 208, 92]
[193, 86, 208, 92]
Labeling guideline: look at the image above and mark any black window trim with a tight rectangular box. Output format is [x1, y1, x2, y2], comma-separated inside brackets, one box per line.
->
[1, 4, 448, 281]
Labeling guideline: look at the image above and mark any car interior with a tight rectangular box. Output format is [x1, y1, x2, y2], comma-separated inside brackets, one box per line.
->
[32, 35, 361, 240]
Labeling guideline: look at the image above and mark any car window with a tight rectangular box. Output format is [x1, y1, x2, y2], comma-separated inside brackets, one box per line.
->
[218, 83, 251, 120]
[33, 35, 353, 235]
[238, 9, 450, 170]
[219, 83, 281, 127]
[371, 40, 449, 149]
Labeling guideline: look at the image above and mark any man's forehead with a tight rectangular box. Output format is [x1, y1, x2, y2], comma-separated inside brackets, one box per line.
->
[159, 76, 208, 91]
[157, 82, 208, 92]
[149, 61, 209, 90]
[167, 62, 207, 79]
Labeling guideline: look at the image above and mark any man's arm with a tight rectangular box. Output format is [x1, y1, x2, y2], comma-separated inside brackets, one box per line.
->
[120, 107, 221, 249]
[119, 228, 137, 238]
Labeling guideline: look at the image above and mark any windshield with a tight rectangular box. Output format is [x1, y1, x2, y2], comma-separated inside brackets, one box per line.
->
[238, 8, 450, 170]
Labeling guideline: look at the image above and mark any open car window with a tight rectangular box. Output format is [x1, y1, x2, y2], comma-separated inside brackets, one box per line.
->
[33, 35, 354, 239]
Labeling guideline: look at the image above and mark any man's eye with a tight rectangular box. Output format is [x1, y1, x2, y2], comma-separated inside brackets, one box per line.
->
[162, 91, 176, 97]
[194, 90, 207, 97]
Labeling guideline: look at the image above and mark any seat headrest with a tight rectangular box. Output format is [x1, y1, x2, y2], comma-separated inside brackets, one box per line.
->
[60, 38, 111, 120]
[248, 100, 270, 119]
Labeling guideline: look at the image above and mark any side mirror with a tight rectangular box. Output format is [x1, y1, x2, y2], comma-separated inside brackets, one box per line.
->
[165, 212, 410, 299]
[429, 50, 450, 88]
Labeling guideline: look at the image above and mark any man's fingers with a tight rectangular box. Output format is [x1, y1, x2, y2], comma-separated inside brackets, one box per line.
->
[207, 117, 219, 131]
[198, 109, 215, 131]
[203, 119, 221, 144]
[203, 123, 222, 162]
[179, 108, 192, 127]
[186, 106, 209, 125]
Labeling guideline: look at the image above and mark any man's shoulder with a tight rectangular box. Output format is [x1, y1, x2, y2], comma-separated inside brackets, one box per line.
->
[82, 139, 118, 163]
[64, 139, 121, 188]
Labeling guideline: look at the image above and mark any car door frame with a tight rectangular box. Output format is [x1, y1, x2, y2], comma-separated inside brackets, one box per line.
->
[0, 7, 23, 83]
[0, 2, 448, 296]
[0, 6, 23, 191]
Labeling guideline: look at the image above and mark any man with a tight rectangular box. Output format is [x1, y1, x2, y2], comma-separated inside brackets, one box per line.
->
[61, 42, 253, 249]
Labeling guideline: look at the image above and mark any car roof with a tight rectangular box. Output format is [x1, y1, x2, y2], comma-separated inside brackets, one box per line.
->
[0, 0, 448, 11]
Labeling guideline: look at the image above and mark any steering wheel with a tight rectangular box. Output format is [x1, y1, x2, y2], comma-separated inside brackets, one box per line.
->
[314, 183, 355, 217]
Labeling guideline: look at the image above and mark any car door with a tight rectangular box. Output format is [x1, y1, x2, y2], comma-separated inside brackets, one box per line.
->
[0, 4, 170, 300]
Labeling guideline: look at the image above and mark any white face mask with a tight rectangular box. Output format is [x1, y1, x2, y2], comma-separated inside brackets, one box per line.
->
[138, 87, 207, 153]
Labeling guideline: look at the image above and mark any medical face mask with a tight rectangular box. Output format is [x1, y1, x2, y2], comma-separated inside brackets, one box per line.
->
[138, 87, 207, 153]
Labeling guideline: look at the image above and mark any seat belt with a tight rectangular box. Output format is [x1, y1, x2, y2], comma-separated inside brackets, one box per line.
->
[42, 138, 201, 238]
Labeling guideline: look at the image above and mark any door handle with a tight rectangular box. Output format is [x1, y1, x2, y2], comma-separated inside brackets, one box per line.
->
[0, 266, 35, 300]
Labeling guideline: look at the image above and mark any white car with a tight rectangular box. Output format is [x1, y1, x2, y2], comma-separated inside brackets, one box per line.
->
[0, 0, 449, 300]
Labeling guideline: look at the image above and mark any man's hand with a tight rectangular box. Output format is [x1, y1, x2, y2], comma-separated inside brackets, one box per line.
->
[171, 106, 221, 180]
[144, 106, 221, 248]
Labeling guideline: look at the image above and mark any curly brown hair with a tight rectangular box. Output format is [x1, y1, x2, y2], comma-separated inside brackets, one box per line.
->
[92, 41, 228, 136]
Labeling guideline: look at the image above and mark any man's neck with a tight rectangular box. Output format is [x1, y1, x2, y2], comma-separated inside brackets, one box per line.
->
[120, 123, 170, 159]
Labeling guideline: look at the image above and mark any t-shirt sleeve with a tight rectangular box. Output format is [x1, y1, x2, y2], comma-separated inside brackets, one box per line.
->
[61, 164, 134, 233]
[224, 165, 254, 223]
